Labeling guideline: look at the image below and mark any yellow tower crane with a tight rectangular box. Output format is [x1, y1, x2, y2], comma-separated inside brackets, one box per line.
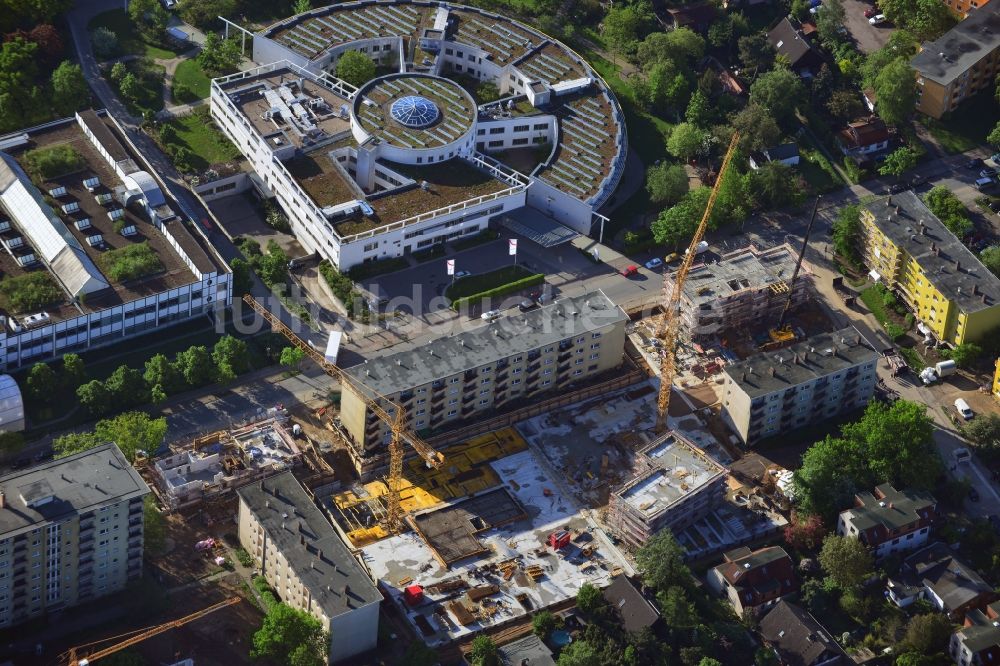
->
[242, 295, 445, 533]
[655, 132, 740, 432]
[61, 596, 241, 666]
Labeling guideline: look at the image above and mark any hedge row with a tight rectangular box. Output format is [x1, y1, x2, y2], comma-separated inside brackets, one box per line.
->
[450, 273, 544, 311]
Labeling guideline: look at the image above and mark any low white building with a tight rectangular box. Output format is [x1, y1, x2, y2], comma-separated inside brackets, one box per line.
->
[837, 483, 936, 559]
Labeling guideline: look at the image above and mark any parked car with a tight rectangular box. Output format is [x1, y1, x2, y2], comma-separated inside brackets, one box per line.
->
[910, 174, 926, 186]
[976, 176, 996, 191]
[664, 252, 680, 264]
[518, 299, 537, 312]
[955, 398, 974, 420]
[864, 7, 877, 17]
[454, 270, 471, 279]
[481, 309, 502, 322]
[981, 168, 999, 179]
[969, 487, 980, 502]
[644, 257, 663, 270]
[967, 157, 985, 169]
[989, 200, 1000, 213]
[620, 265, 639, 277]
[886, 183, 905, 194]
[869, 13, 887, 24]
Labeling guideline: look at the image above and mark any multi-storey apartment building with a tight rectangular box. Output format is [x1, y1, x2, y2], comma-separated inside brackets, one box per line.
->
[607, 431, 728, 549]
[858, 192, 1000, 345]
[237, 471, 382, 663]
[720, 327, 879, 446]
[912, 3, 1000, 118]
[0, 110, 231, 371]
[941, 0, 990, 18]
[837, 483, 937, 559]
[339, 290, 627, 478]
[0, 443, 148, 628]
[951, 600, 1000, 666]
[664, 244, 812, 339]
[210, 1, 627, 271]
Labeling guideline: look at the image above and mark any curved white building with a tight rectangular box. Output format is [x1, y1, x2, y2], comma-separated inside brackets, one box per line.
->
[0, 374, 24, 432]
[211, 1, 627, 270]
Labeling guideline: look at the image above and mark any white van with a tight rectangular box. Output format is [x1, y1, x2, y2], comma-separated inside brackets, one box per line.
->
[955, 398, 974, 420]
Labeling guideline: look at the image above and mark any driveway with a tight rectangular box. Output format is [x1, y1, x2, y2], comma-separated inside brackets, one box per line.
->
[841, 0, 894, 54]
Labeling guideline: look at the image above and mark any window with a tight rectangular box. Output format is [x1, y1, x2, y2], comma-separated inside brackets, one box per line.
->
[489, 127, 505, 135]
[513, 124, 529, 132]
[415, 420, 425, 427]
[543, 369, 552, 375]
[447, 409, 457, 416]
[479, 399, 489, 405]
[589, 353, 599, 360]
[541, 380, 551, 386]
[482, 378, 491, 384]
[480, 388, 490, 395]
[415, 409, 425, 416]
[512, 379, 522, 385]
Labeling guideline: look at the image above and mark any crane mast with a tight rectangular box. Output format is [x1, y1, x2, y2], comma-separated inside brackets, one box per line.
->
[242, 295, 444, 533]
[655, 133, 741, 432]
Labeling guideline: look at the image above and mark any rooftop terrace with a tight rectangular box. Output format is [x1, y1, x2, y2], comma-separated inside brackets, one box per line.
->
[681, 244, 803, 306]
[536, 93, 616, 201]
[447, 7, 537, 64]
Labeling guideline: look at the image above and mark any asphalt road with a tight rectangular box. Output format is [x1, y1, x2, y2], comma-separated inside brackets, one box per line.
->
[841, 0, 894, 54]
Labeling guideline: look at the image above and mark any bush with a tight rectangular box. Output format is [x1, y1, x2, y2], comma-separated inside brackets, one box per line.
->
[346, 257, 408, 281]
[100, 242, 164, 282]
[885, 322, 906, 341]
[450, 273, 545, 310]
[23, 145, 85, 180]
[235, 547, 254, 567]
[252, 575, 279, 611]
[90, 27, 119, 59]
[318, 260, 370, 322]
[0, 272, 63, 312]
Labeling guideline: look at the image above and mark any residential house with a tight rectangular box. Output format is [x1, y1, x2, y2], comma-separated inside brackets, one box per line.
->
[497, 634, 556, 666]
[767, 18, 823, 75]
[759, 600, 847, 666]
[951, 600, 1000, 666]
[749, 143, 801, 170]
[602, 576, 661, 633]
[837, 117, 890, 159]
[707, 546, 800, 616]
[836, 483, 936, 559]
[911, 2, 1000, 118]
[664, 4, 717, 32]
[887, 542, 996, 620]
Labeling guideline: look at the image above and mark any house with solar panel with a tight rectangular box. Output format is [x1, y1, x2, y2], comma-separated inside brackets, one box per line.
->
[0, 110, 231, 370]
[210, 1, 627, 270]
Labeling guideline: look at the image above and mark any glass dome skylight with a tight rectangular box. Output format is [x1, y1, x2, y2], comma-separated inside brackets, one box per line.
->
[390, 96, 440, 128]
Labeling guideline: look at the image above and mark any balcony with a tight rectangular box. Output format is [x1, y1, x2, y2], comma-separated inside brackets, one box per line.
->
[129, 528, 142, 538]
[431, 380, 444, 390]
[527, 363, 540, 373]
[557, 352, 571, 363]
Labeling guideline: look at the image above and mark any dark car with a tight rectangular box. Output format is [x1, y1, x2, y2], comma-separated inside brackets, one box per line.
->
[518, 299, 537, 312]
[911, 174, 926, 186]
[886, 183, 906, 194]
[990, 200, 1000, 213]
[967, 158, 985, 169]
[969, 486, 981, 502]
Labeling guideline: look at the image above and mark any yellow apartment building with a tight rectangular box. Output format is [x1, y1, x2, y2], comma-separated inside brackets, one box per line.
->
[858, 192, 1000, 345]
[911, 3, 1000, 118]
[992, 358, 1000, 397]
[942, 0, 989, 18]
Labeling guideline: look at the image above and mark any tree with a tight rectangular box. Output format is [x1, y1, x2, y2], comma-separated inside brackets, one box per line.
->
[872, 58, 917, 126]
[602, 3, 653, 60]
[212, 335, 251, 382]
[862, 31, 920, 88]
[826, 89, 864, 121]
[878, 0, 955, 40]
[231, 257, 254, 295]
[818, 534, 874, 591]
[532, 610, 556, 638]
[0, 431, 24, 456]
[110, 61, 128, 83]
[941, 342, 983, 368]
[983, 245, 1000, 278]
[750, 69, 806, 127]
[105, 365, 148, 407]
[879, 146, 921, 177]
[964, 414, 1000, 451]
[989, 121, 1000, 149]
[815, 0, 846, 43]
[642, 60, 690, 115]
[576, 582, 604, 618]
[0, 37, 39, 128]
[469, 635, 498, 666]
[127, 0, 169, 40]
[334, 50, 375, 87]
[749, 162, 804, 210]
[256, 240, 289, 287]
[661, 27, 705, 66]
[178, 0, 236, 30]
[175, 345, 215, 387]
[685, 90, 712, 127]
[476, 82, 500, 103]
[733, 104, 781, 153]
[144, 494, 166, 555]
[635, 530, 690, 590]
[832, 203, 862, 266]
[557, 640, 600, 666]
[280, 346, 306, 368]
[27, 362, 57, 403]
[90, 27, 119, 60]
[93, 411, 168, 462]
[667, 122, 706, 161]
[645, 163, 688, 207]
[699, 659, 723, 666]
[76, 380, 111, 416]
[118, 72, 140, 104]
[900, 613, 953, 655]
[53, 431, 102, 458]
[895, 653, 939, 666]
[51, 61, 91, 114]
[738, 34, 775, 73]
[925, 185, 974, 237]
[197, 32, 242, 76]
[294, 0, 311, 13]
[62, 353, 86, 389]
[251, 603, 328, 666]
[144, 353, 183, 396]
[652, 187, 711, 247]
[784, 512, 827, 551]
[841, 400, 940, 490]
[658, 585, 696, 642]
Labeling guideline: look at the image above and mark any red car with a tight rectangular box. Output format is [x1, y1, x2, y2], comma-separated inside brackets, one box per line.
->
[620, 265, 639, 277]
[864, 7, 877, 17]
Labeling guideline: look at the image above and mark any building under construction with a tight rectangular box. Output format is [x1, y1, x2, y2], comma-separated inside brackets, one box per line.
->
[664, 244, 813, 339]
[607, 431, 728, 549]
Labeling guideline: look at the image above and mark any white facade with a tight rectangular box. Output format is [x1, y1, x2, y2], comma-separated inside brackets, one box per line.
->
[837, 513, 931, 559]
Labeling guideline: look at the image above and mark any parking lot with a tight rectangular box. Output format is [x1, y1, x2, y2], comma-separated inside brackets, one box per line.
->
[840, 0, 894, 53]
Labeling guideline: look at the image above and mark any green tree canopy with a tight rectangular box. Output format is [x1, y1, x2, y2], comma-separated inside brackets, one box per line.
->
[557, 639, 600, 666]
[737, 34, 775, 73]
[964, 413, 1000, 451]
[635, 530, 690, 590]
[105, 364, 148, 407]
[51, 61, 89, 115]
[861, 30, 919, 88]
[280, 346, 306, 368]
[645, 163, 689, 207]
[251, 602, 328, 666]
[469, 635, 498, 666]
[602, 2, 655, 59]
[877, 0, 956, 40]
[76, 380, 111, 416]
[576, 582, 605, 619]
[178, 0, 236, 30]
[144, 353, 183, 396]
[62, 353, 86, 389]
[924, 185, 974, 237]
[732, 104, 781, 153]
[900, 613, 954, 655]
[872, 58, 917, 126]
[175, 345, 215, 387]
[815, 0, 846, 43]
[878, 146, 921, 177]
[749, 68, 806, 127]
[213, 335, 251, 382]
[197, 32, 242, 76]
[748, 162, 804, 210]
[651, 187, 711, 247]
[335, 50, 376, 87]
[667, 122, 706, 161]
[940, 342, 982, 368]
[818, 534, 874, 591]
[27, 362, 57, 403]
[832, 204, 862, 266]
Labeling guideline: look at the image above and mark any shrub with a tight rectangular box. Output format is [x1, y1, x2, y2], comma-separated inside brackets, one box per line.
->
[252, 575, 279, 611]
[450, 273, 545, 310]
[90, 27, 119, 59]
[99, 242, 164, 282]
[318, 260, 370, 322]
[885, 322, 906, 341]
[235, 547, 254, 567]
[22, 145, 85, 180]
[0, 272, 63, 312]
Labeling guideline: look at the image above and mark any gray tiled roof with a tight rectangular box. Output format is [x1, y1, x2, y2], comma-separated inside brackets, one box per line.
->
[911, 3, 1000, 86]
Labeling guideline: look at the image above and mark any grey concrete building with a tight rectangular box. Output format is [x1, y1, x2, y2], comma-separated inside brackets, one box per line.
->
[663, 244, 812, 339]
[607, 431, 728, 549]
[339, 290, 627, 478]
[237, 471, 381, 663]
[720, 327, 879, 445]
[0, 443, 148, 627]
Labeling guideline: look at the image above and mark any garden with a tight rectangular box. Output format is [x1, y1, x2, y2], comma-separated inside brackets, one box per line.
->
[445, 265, 544, 309]
[154, 107, 242, 173]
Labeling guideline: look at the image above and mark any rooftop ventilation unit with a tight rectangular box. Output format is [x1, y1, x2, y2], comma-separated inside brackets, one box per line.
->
[48, 186, 67, 198]
[15, 253, 36, 267]
[4, 236, 23, 250]
[119, 225, 138, 237]
[74, 218, 92, 231]
[95, 192, 114, 205]
[108, 208, 125, 220]
[86, 234, 104, 247]
[83, 176, 100, 192]
[21, 312, 50, 329]
[61, 201, 80, 214]
[0, 220, 9, 233]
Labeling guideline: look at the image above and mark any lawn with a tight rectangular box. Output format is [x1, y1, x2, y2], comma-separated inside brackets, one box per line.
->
[162, 107, 241, 169]
[172, 59, 212, 103]
[919, 90, 1000, 154]
[445, 265, 540, 301]
[798, 145, 844, 193]
[859, 283, 893, 324]
[88, 9, 180, 60]
[108, 59, 165, 116]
